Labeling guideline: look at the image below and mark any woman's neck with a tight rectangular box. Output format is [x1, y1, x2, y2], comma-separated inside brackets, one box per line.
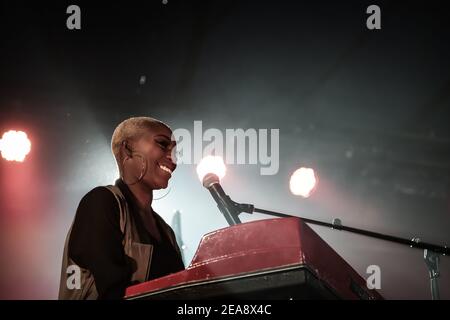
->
[127, 182, 153, 211]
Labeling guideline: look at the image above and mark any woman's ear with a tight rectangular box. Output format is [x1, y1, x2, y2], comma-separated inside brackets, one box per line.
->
[120, 140, 133, 159]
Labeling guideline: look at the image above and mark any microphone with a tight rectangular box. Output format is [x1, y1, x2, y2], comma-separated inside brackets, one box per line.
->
[202, 173, 243, 226]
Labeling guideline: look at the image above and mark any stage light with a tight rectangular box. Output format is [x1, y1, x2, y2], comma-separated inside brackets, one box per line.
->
[289, 167, 317, 198]
[0, 130, 31, 162]
[196, 155, 226, 182]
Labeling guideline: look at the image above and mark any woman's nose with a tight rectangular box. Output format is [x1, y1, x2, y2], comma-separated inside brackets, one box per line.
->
[167, 149, 177, 166]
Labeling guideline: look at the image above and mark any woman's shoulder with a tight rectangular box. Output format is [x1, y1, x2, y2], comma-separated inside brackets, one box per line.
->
[77, 186, 120, 215]
[81, 186, 116, 203]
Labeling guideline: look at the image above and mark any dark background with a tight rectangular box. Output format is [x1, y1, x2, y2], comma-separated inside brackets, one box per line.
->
[0, 0, 449, 299]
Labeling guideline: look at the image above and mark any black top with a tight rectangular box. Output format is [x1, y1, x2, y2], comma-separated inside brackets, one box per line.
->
[68, 179, 184, 299]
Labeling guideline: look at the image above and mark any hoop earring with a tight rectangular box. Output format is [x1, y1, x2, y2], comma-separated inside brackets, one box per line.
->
[121, 152, 147, 185]
[154, 186, 172, 200]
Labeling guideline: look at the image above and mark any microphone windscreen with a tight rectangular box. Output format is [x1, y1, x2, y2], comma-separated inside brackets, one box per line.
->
[202, 173, 220, 188]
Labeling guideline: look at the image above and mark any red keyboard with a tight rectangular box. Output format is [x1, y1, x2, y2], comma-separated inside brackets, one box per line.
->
[125, 217, 383, 300]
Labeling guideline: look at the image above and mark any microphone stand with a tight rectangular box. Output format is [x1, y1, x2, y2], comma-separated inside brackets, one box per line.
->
[206, 174, 448, 300]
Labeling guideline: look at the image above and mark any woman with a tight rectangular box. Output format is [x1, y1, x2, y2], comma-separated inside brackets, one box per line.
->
[59, 117, 185, 299]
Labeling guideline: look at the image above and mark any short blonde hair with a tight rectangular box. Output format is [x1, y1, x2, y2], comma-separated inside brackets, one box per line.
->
[111, 116, 168, 161]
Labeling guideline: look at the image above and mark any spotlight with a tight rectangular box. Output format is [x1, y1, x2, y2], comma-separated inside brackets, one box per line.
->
[196, 155, 226, 182]
[0, 130, 31, 162]
[289, 167, 317, 198]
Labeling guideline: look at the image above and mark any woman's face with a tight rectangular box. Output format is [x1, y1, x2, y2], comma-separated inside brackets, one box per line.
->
[131, 124, 177, 190]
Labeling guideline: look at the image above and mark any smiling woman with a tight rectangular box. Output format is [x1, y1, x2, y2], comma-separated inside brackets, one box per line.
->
[58, 117, 185, 300]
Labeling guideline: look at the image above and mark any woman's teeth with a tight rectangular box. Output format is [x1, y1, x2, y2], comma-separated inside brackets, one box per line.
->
[159, 164, 172, 174]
